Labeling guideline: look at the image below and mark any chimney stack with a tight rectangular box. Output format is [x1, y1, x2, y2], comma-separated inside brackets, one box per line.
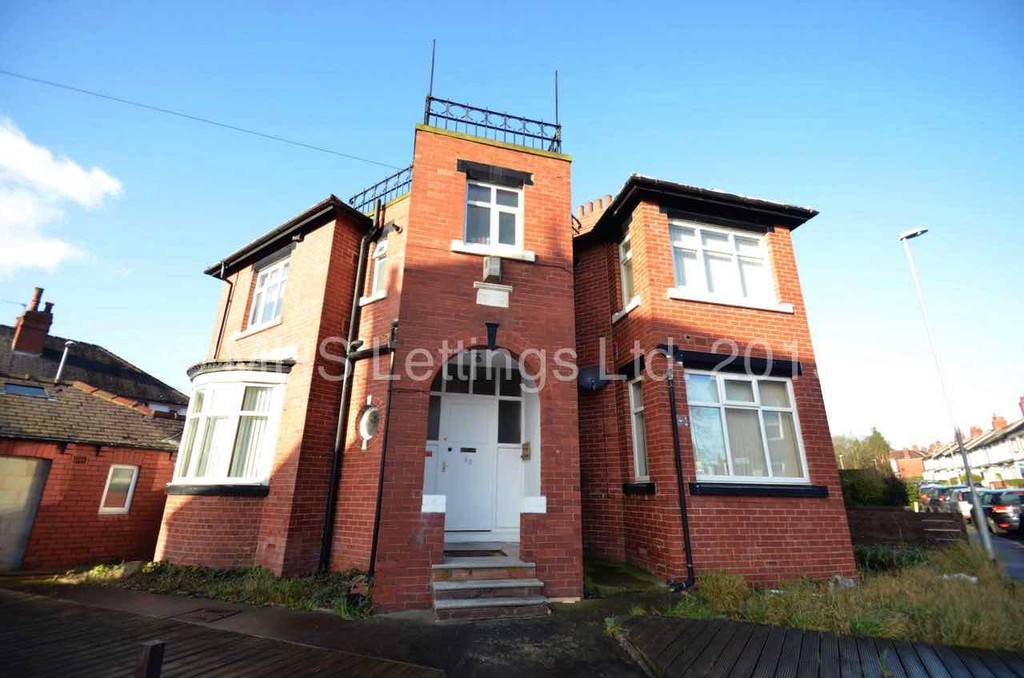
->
[11, 287, 54, 355]
[993, 414, 1008, 430]
[969, 425, 983, 439]
[1019, 396, 1024, 418]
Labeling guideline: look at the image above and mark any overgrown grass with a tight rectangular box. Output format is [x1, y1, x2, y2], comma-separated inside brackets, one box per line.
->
[66, 562, 371, 619]
[854, 544, 928, 573]
[665, 544, 1023, 651]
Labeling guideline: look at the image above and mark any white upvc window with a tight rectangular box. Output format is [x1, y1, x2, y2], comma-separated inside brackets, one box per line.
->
[464, 181, 523, 250]
[175, 380, 282, 484]
[619, 230, 636, 305]
[628, 377, 649, 480]
[668, 220, 775, 305]
[99, 464, 140, 514]
[684, 370, 809, 483]
[369, 237, 389, 298]
[248, 258, 289, 330]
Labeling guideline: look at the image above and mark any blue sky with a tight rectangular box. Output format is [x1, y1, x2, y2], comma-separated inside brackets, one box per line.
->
[1, 0, 1021, 448]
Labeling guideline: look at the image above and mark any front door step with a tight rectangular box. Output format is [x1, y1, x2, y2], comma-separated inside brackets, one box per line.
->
[433, 596, 549, 622]
[433, 578, 545, 600]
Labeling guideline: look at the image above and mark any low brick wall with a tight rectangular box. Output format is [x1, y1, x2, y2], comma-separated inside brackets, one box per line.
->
[846, 506, 966, 547]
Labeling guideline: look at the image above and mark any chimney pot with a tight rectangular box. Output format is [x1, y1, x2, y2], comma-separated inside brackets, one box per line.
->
[586, 201, 594, 214]
[28, 287, 43, 312]
[576, 205, 584, 218]
[603, 194, 612, 207]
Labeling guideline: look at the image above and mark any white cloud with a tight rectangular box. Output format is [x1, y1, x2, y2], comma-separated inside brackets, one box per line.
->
[0, 119, 122, 276]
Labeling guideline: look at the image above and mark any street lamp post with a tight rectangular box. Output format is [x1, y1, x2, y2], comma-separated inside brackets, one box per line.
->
[898, 227, 994, 558]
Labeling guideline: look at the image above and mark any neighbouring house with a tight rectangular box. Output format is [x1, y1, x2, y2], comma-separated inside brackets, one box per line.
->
[923, 401, 1024, 487]
[889, 447, 928, 480]
[0, 289, 185, 571]
[156, 94, 855, 618]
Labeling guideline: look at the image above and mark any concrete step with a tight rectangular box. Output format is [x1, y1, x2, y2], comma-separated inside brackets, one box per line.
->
[432, 578, 545, 600]
[431, 558, 537, 582]
[434, 595, 549, 622]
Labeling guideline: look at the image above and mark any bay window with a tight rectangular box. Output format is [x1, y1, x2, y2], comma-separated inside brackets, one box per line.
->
[684, 371, 807, 483]
[175, 380, 282, 484]
[669, 220, 774, 305]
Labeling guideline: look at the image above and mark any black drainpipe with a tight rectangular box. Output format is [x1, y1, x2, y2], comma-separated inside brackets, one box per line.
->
[319, 201, 384, 574]
[659, 346, 696, 591]
[213, 263, 234, 359]
[368, 320, 399, 577]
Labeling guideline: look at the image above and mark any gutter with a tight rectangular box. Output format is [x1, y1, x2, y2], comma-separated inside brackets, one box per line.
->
[657, 345, 696, 591]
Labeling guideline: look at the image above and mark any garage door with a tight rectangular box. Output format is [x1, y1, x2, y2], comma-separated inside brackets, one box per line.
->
[0, 457, 50, 571]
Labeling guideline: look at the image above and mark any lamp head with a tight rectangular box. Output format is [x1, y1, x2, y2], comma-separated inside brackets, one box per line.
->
[898, 227, 929, 242]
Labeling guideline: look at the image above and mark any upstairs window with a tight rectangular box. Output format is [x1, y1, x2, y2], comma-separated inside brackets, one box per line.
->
[369, 237, 389, 298]
[176, 382, 281, 484]
[465, 181, 523, 250]
[669, 221, 774, 304]
[248, 258, 289, 330]
[685, 371, 807, 483]
[619, 230, 636, 304]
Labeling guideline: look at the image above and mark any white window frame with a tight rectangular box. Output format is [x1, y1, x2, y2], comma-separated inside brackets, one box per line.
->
[172, 372, 286, 486]
[684, 369, 810, 484]
[99, 464, 140, 515]
[667, 220, 791, 312]
[361, 237, 389, 305]
[613, 225, 642, 325]
[247, 257, 290, 331]
[628, 377, 649, 481]
[462, 181, 524, 252]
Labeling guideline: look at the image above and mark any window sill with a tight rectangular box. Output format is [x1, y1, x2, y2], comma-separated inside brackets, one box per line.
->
[612, 296, 641, 324]
[688, 482, 827, 498]
[98, 508, 130, 515]
[359, 292, 387, 307]
[166, 483, 270, 497]
[234, 317, 283, 341]
[450, 240, 537, 262]
[623, 481, 656, 496]
[666, 288, 794, 314]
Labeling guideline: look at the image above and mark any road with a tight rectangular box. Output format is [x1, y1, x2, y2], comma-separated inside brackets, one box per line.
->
[968, 525, 1024, 582]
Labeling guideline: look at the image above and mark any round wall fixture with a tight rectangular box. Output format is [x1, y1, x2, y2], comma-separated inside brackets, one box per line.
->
[357, 405, 381, 449]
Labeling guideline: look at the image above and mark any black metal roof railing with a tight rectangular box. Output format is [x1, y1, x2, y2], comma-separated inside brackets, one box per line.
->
[348, 165, 413, 215]
[424, 96, 562, 153]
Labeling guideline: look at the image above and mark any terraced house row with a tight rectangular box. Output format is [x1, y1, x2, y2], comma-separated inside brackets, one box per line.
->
[155, 95, 855, 619]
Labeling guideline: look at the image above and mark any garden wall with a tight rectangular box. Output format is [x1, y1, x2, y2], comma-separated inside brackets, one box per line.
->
[845, 507, 966, 547]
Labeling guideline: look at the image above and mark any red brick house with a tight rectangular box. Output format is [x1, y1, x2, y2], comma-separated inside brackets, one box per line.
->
[0, 290, 184, 571]
[156, 97, 854, 618]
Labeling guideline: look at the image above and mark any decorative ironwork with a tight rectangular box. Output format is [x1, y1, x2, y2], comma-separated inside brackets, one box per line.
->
[348, 165, 413, 214]
[424, 96, 562, 153]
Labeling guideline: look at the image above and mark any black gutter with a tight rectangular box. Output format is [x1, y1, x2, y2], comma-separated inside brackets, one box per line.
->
[368, 320, 399, 577]
[319, 201, 384, 573]
[212, 262, 234, 359]
[659, 348, 696, 591]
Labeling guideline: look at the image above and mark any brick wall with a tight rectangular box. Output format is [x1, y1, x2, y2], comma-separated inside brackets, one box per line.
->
[1, 439, 175, 570]
[574, 198, 856, 585]
[366, 126, 584, 610]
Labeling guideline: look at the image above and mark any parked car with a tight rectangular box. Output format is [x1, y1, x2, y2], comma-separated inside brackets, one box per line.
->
[918, 484, 945, 512]
[953, 487, 997, 523]
[926, 485, 962, 513]
[985, 490, 1024, 536]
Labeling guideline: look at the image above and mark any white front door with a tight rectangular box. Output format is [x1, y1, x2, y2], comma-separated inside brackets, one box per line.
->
[438, 395, 496, 533]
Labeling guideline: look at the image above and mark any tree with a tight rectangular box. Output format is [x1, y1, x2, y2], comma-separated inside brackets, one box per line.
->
[832, 428, 893, 472]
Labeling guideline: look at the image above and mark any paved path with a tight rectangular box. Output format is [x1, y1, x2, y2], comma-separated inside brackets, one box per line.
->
[623, 615, 1024, 677]
[0, 589, 442, 677]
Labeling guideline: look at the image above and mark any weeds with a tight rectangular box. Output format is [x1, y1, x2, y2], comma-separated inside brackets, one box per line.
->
[665, 544, 1024, 651]
[603, 616, 625, 637]
[65, 561, 371, 619]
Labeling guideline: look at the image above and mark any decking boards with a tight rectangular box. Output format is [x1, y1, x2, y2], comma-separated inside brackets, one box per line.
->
[624, 616, 1024, 678]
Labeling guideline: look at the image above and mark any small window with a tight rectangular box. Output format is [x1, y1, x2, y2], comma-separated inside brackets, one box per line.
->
[99, 465, 139, 514]
[464, 181, 523, 249]
[619, 228, 636, 306]
[1, 383, 48, 398]
[369, 238, 389, 298]
[248, 258, 290, 329]
[628, 378, 649, 480]
[669, 221, 774, 304]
